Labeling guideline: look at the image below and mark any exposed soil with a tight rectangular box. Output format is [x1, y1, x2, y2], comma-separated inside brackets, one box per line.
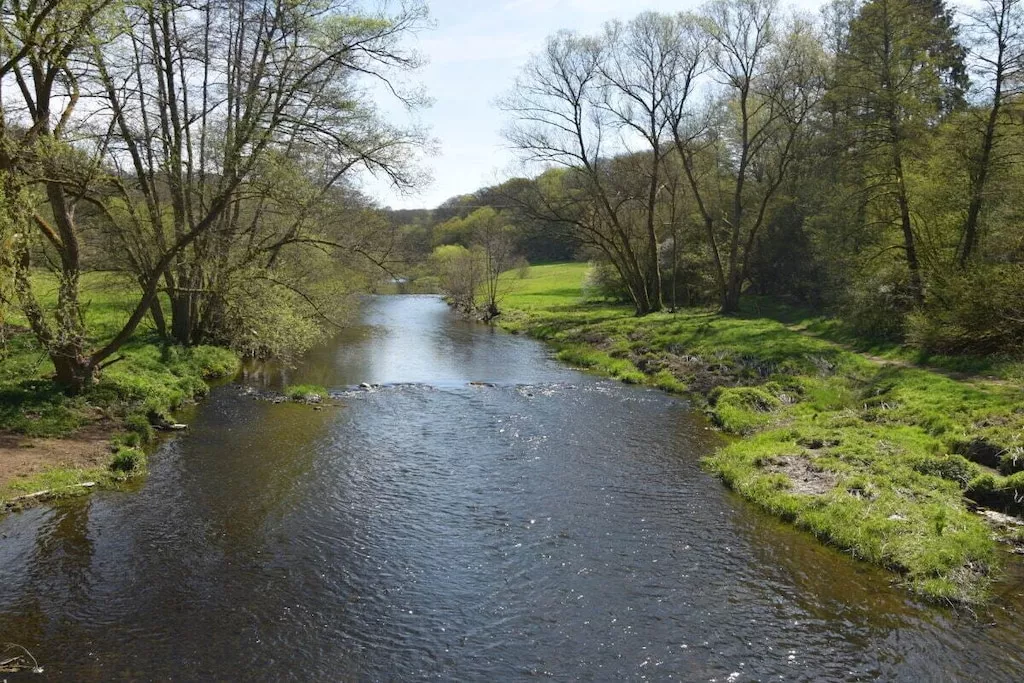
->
[0, 424, 113, 490]
[765, 454, 838, 496]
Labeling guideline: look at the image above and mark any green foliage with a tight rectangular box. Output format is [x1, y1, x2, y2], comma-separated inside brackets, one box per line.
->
[499, 263, 1018, 604]
[0, 273, 239, 436]
[908, 265, 1024, 355]
[124, 413, 155, 445]
[429, 244, 481, 311]
[711, 386, 783, 434]
[838, 270, 915, 342]
[110, 447, 146, 474]
[1, 466, 113, 510]
[581, 263, 631, 302]
[390, 177, 577, 267]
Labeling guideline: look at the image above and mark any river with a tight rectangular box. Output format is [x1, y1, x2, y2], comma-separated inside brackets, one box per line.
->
[2, 295, 1024, 681]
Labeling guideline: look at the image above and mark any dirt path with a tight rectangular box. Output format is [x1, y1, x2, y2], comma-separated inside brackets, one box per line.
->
[782, 322, 1015, 389]
[0, 424, 113, 491]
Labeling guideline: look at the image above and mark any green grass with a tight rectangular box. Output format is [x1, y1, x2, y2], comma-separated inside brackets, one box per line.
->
[0, 272, 240, 511]
[498, 263, 1024, 604]
[0, 444, 149, 513]
[285, 383, 328, 401]
[1, 272, 240, 439]
[738, 294, 1024, 382]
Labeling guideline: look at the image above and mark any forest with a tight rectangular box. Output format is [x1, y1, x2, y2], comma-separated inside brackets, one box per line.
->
[396, 0, 1024, 362]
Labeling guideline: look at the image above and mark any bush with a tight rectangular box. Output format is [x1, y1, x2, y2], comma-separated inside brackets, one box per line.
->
[907, 265, 1024, 355]
[514, 257, 531, 279]
[430, 244, 481, 312]
[582, 262, 631, 302]
[124, 412, 155, 445]
[839, 270, 916, 341]
[110, 447, 146, 474]
[214, 278, 335, 360]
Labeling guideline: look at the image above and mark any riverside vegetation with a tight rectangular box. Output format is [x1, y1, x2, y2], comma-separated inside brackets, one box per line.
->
[0, 1, 427, 504]
[499, 263, 1024, 605]
[5, 0, 1024, 611]
[0, 272, 239, 509]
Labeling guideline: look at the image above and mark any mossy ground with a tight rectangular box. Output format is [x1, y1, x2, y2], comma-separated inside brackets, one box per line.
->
[499, 263, 1024, 604]
[1, 272, 239, 505]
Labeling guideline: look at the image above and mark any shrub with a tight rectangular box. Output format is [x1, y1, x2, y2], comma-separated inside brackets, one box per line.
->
[839, 270, 915, 342]
[582, 262, 631, 302]
[124, 412, 155, 445]
[907, 265, 1024, 355]
[110, 447, 146, 474]
[187, 346, 242, 379]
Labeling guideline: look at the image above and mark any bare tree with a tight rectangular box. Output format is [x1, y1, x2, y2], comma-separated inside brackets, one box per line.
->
[473, 210, 517, 321]
[671, 0, 824, 313]
[959, 0, 1024, 266]
[502, 13, 706, 315]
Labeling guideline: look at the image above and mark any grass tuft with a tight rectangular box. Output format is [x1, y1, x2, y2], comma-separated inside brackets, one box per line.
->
[285, 384, 328, 401]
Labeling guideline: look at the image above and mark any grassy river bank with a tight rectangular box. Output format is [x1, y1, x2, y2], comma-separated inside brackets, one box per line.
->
[0, 273, 239, 511]
[499, 263, 1024, 604]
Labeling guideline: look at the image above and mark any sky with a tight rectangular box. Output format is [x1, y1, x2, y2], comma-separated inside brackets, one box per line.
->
[364, 0, 828, 211]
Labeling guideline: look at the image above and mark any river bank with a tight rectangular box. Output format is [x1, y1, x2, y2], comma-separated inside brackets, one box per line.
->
[0, 273, 239, 509]
[5, 293, 1024, 679]
[499, 263, 1024, 604]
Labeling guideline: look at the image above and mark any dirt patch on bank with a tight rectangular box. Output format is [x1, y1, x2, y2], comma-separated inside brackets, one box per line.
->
[765, 455, 838, 495]
[0, 424, 112, 490]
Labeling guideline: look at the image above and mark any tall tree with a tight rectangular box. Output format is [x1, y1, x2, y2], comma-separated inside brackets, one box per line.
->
[671, 0, 823, 312]
[836, 0, 967, 304]
[958, 0, 1024, 266]
[0, 0, 426, 392]
[502, 14, 705, 315]
[92, 0, 426, 346]
[0, 0, 119, 390]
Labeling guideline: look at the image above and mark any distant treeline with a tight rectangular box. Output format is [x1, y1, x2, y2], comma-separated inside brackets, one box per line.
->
[387, 180, 580, 267]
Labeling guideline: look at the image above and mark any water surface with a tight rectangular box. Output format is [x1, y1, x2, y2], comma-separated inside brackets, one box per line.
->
[2, 295, 1024, 681]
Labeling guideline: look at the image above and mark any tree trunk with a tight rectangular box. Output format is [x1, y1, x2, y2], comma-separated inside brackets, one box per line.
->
[960, 80, 1002, 268]
[169, 290, 194, 345]
[892, 145, 924, 304]
[721, 271, 742, 314]
[644, 153, 663, 314]
[52, 352, 95, 395]
[150, 297, 168, 339]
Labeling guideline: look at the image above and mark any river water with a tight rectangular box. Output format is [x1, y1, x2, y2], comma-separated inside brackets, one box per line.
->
[2, 295, 1024, 681]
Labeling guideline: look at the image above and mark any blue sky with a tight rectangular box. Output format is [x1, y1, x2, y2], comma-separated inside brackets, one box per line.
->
[365, 0, 828, 210]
